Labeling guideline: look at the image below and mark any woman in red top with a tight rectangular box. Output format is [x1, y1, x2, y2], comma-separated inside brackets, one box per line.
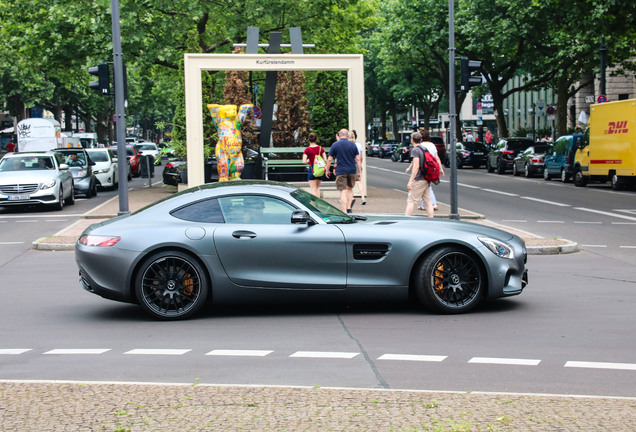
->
[302, 132, 327, 197]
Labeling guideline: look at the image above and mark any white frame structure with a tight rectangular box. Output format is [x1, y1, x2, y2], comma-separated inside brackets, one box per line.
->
[184, 53, 366, 187]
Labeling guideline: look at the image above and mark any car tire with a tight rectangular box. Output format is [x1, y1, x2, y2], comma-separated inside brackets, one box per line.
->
[543, 167, 551, 181]
[457, 157, 463, 169]
[486, 158, 494, 173]
[524, 164, 531, 178]
[512, 163, 519, 176]
[573, 167, 588, 187]
[560, 169, 570, 183]
[53, 187, 64, 211]
[610, 173, 623, 191]
[496, 159, 505, 174]
[135, 251, 209, 320]
[64, 186, 75, 206]
[415, 246, 484, 314]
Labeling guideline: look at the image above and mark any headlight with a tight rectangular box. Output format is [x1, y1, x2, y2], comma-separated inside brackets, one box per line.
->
[76, 170, 87, 177]
[478, 236, 515, 259]
[40, 179, 57, 189]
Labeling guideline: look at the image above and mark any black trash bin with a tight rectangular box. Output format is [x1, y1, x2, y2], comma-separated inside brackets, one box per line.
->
[140, 155, 155, 178]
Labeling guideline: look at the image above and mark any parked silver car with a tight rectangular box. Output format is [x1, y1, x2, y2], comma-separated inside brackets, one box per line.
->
[0, 151, 75, 210]
[86, 148, 118, 190]
[76, 181, 528, 320]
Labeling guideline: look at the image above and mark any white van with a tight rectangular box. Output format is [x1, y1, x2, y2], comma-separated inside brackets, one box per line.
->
[16, 118, 81, 152]
[74, 132, 99, 148]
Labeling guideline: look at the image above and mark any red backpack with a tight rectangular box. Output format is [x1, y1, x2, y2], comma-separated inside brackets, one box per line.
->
[416, 145, 441, 184]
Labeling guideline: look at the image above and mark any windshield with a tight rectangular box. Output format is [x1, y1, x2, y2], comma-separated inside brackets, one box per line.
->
[0, 156, 54, 171]
[88, 151, 109, 162]
[291, 188, 354, 224]
[138, 144, 156, 151]
[508, 140, 534, 151]
[463, 142, 488, 152]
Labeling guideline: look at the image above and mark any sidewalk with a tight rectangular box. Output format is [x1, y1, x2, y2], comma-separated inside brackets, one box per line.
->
[33, 182, 577, 254]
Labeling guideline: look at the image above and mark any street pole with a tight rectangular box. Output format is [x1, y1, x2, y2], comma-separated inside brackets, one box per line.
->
[448, 0, 459, 220]
[111, 0, 129, 215]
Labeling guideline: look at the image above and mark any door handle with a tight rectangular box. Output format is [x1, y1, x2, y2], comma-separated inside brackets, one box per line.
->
[232, 230, 256, 239]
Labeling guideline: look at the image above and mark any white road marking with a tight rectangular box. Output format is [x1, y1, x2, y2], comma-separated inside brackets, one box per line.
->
[537, 220, 565, 223]
[0, 349, 31, 355]
[612, 222, 636, 225]
[15, 220, 38, 223]
[44, 349, 110, 355]
[125, 349, 191, 355]
[290, 351, 359, 359]
[581, 245, 607, 248]
[574, 207, 636, 221]
[206, 349, 273, 357]
[458, 183, 481, 189]
[565, 361, 636, 371]
[619, 245, 636, 249]
[0, 242, 24, 245]
[378, 354, 447, 362]
[469, 357, 541, 366]
[45, 219, 68, 222]
[521, 196, 570, 207]
[482, 188, 519, 197]
[501, 220, 527, 223]
[573, 221, 603, 224]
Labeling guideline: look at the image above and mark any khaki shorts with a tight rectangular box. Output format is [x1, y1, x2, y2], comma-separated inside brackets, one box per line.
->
[335, 174, 357, 191]
[407, 180, 431, 204]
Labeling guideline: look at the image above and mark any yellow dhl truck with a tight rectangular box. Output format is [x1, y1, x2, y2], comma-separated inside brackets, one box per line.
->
[573, 99, 636, 190]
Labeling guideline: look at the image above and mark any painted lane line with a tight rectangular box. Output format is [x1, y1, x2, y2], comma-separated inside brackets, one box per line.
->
[457, 183, 481, 189]
[619, 245, 636, 249]
[0, 242, 24, 245]
[469, 357, 541, 366]
[573, 221, 603, 224]
[45, 219, 68, 222]
[482, 189, 519, 197]
[0, 349, 32, 355]
[125, 349, 191, 355]
[206, 349, 273, 357]
[612, 222, 636, 225]
[574, 207, 636, 221]
[378, 354, 447, 362]
[565, 361, 636, 371]
[501, 220, 527, 223]
[44, 349, 111, 355]
[537, 220, 565, 224]
[581, 245, 607, 248]
[16, 220, 38, 223]
[290, 351, 359, 359]
[521, 196, 571, 207]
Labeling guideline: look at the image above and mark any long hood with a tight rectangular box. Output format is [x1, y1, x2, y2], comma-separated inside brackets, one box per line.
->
[0, 171, 60, 185]
[356, 214, 516, 241]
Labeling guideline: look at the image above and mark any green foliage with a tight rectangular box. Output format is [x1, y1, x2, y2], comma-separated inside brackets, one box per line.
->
[308, 71, 348, 145]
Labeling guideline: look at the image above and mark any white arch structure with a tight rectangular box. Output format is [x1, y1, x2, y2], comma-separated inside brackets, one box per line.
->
[184, 53, 366, 188]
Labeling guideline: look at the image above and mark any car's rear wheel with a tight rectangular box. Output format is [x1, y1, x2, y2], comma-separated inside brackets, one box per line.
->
[560, 168, 570, 183]
[524, 164, 531, 178]
[135, 251, 209, 320]
[512, 163, 519, 176]
[543, 167, 551, 181]
[415, 246, 484, 314]
[486, 158, 494, 173]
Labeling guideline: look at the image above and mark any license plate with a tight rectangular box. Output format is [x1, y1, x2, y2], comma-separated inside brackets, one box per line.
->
[8, 194, 30, 201]
[474, 152, 483, 155]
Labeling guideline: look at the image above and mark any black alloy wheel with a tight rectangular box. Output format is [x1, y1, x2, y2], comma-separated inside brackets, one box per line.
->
[573, 168, 588, 187]
[135, 251, 209, 320]
[415, 246, 484, 314]
[64, 186, 75, 205]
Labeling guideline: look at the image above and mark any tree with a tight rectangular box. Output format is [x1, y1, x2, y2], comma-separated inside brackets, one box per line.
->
[272, 71, 311, 147]
[308, 71, 348, 145]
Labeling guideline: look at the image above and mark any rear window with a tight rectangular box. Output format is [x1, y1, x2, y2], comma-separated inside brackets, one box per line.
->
[464, 142, 488, 152]
[507, 140, 534, 151]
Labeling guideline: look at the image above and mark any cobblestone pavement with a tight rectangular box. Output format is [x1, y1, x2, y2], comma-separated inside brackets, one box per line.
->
[1, 381, 634, 431]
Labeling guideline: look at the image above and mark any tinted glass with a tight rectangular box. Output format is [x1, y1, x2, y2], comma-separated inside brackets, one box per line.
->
[507, 140, 534, 151]
[88, 151, 109, 162]
[463, 142, 488, 152]
[171, 198, 224, 223]
[218, 195, 296, 224]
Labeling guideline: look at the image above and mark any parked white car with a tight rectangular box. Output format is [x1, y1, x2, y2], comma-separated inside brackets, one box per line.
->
[86, 148, 118, 190]
[0, 151, 75, 210]
[136, 142, 160, 160]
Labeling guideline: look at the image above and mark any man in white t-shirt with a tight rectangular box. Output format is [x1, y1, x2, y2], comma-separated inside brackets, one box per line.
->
[405, 130, 445, 217]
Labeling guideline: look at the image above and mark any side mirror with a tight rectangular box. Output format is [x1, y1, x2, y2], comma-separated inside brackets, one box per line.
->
[59, 163, 69, 170]
[291, 210, 312, 225]
[112, 157, 118, 163]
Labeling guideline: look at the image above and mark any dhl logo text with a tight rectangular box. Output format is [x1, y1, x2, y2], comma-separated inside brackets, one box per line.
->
[604, 121, 628, 134]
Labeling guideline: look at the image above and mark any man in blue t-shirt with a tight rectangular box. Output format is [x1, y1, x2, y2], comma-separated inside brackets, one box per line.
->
[326, 129, 361, 213]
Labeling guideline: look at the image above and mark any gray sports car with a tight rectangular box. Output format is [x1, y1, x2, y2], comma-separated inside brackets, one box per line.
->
[76, 181, 528, 320]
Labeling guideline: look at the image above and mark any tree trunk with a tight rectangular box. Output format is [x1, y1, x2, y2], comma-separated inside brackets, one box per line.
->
[491, 90, 509, 138]
[555, 76, 570, 137]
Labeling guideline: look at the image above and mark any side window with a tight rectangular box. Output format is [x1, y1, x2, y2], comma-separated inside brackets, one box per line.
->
[218, 195, 296, 224]
[171, 198, 224, 223]
[554, 139, 563, 155]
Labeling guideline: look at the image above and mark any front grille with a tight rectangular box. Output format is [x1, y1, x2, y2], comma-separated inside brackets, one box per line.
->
[0, 184, 39, 194]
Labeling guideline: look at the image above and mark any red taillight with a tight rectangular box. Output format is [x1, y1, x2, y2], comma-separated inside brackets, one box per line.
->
[503, 150, 514, 155]
[78, 235, 120, 247]
[462, 152, 470, 157]
[166, 162, 175, 168]
[531, 157, 542, 163]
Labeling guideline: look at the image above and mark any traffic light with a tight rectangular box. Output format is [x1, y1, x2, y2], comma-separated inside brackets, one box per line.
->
[88, 63, 110, 95]
[459, 57, 482, 92]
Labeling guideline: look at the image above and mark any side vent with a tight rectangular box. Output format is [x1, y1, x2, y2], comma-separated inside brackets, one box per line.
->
[353, 244, 390, 260]
[374, 221, 396, 225]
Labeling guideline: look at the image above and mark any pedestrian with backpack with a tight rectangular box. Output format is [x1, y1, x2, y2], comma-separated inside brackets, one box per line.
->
[302, 132, 327, 197]
[405, 130, 445, 217]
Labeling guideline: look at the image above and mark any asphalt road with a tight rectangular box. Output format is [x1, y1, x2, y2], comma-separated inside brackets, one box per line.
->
[0, 163, 634, 397]
[367, 156, 636, 265]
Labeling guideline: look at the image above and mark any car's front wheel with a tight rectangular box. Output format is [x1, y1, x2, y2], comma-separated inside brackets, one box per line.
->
[135, 251, 209, 320]
[415, 247, 484, 314]
[543, 167, 551, 181]
[64, 186, 75, 206]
